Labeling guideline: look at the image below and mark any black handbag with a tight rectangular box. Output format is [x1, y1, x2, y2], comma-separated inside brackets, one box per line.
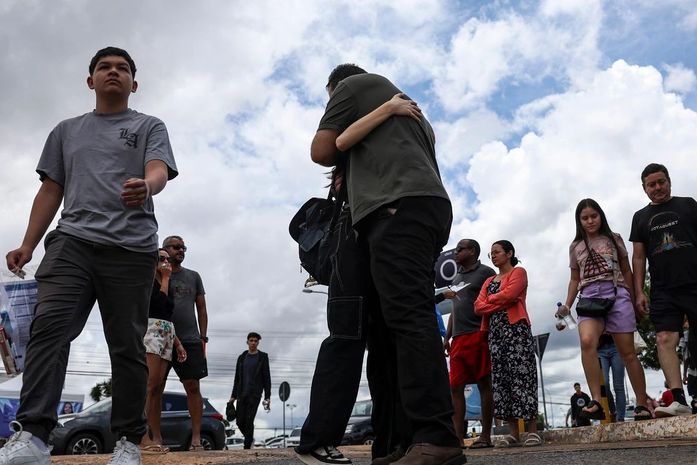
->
[288, 189, 345, 286]
[575, 238, 618, 318]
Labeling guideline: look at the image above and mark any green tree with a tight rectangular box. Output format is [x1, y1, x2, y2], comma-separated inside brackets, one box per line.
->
[89, 378, 113, 402]
[636, 274, 660, 370]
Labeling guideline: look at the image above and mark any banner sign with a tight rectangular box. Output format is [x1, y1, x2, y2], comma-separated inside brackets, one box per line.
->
[434, 248, 458, 288]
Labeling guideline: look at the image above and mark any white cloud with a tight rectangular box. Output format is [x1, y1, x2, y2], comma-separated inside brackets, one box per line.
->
[662, 63, 697, 94]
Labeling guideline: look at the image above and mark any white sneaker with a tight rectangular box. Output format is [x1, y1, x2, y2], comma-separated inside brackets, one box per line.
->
[296, 445, 352, 464]
[0, 422, 51, 465]
[107, 437, 141, 465]
[654, 401, 693, 418]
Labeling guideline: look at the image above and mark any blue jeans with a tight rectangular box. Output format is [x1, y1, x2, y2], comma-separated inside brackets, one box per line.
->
[597, 343, 626, 420]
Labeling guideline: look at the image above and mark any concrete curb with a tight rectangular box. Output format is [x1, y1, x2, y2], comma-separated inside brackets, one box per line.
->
[541, 415, 697, 444]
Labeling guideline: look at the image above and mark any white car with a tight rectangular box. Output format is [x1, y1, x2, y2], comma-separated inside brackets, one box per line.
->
[225, 437, 245, 449]
[286, 428, 302, 448]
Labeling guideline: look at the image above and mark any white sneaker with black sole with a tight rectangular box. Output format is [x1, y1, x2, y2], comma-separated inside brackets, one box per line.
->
[296, 445, 352, 464]
[654, 401, 693, 418]
[107, 437, 142, 465]
[0, 422, 51, 465]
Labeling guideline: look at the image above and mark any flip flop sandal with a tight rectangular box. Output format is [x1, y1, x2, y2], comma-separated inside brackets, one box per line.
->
[468, 439, 494, 449]
[140, 444, 169, 454]
[523, 433, 542, 447]
[493, 435, 521, 448]
[633, 405, 653, 420]
[580, 400, 606, 420]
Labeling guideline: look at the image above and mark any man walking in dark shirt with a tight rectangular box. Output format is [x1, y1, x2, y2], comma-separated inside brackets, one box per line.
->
[630, 163, 697, 417]
[230, 332, 271, 449]
[570, 383, 591, 427]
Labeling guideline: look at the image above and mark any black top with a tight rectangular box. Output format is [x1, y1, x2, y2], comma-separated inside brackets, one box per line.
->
[570, 392, 591, 420]
[450, 262, 496, 336]
[149, 279, 174, 321]
[231, 350, 271, 400]
[630, 196, 697, 289]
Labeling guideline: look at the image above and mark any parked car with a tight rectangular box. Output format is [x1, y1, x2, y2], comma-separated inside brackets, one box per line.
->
[263, 434, 288, 448]
[285, 428, 302, 448]
[342, 399, 374, 445]
[49, 392, 226, 455]
[225, 436, 245, 449]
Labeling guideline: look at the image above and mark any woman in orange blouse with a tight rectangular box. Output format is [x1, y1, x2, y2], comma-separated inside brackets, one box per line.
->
[475, 240, 540, 447]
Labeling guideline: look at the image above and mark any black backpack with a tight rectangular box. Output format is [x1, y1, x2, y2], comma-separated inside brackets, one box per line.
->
[289, 192, 343, 285]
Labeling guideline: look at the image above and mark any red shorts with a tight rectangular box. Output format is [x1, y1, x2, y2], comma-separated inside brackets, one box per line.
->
[449, 331, 491, 387]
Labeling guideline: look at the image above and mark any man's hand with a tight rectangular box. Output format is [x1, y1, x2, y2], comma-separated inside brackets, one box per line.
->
[6, 246, 33, 276]
[635, 293, 649, 316]
[443, 338, 451, 356]
[175, 344, 187, 363]
[121, 178, 150, 207]
[442, 290, 457, 299]
[263, 398, 270, 411]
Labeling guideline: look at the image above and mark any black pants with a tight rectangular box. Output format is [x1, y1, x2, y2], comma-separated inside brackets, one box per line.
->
[297, 207, 375, 453]
[236, 396, 261, 448]
[357, 196, 458, 448]
[17, 231, 155, 443]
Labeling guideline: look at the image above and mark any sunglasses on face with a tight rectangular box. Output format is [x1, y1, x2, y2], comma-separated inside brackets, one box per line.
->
[166, 244, 187, 251]
[158, 256, 168, 262]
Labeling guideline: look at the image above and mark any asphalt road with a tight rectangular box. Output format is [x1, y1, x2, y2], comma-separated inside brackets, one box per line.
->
[50, 440, 697, 464]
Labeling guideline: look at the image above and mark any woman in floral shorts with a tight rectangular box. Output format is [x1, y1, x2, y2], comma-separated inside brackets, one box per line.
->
[140, 248, 187, 453]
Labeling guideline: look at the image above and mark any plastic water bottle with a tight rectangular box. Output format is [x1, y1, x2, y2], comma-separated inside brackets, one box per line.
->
[555, 302, 577, 331]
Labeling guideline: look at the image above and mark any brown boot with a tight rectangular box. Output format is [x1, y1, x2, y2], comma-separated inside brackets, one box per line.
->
[372, 446, 406, 465]
[392, 443, 466, 465]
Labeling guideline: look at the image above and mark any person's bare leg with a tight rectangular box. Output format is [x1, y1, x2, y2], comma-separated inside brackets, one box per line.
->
[507, 417, 519, 442]
[450, 384, 465, 445]
[579, 319, 604, 406]
[656, 331, 682, 389]
[477, 375, 493, 444]
[183, 379, 203, 446]
[612, 332, 648, 406]
[148, 358, 169, 445]
[141, 354, 165, 447]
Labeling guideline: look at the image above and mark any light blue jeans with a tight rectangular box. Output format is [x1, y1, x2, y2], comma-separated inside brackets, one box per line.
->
[598, 342, 626, 420]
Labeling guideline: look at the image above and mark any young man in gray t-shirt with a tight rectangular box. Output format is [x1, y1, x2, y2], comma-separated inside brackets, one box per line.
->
[4, 47, 177, 465]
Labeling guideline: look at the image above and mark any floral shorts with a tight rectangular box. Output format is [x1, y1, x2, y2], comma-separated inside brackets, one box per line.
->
[144, 318, 175, 361]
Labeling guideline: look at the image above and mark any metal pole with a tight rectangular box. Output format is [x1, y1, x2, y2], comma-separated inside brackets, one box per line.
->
[536, 337, 549, 428]
[283, 401, 287, 448]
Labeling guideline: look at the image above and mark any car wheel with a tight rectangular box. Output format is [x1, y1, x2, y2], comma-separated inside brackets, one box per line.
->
[363, 435, 375, 446]
[200, 433, 215, 450]
[66, 433, 103, 455]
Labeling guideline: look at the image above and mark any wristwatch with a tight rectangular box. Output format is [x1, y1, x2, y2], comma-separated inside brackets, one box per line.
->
[202, 336, 209, 343]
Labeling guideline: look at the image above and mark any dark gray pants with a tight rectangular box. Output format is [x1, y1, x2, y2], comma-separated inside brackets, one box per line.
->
[17, 230, 155, 443]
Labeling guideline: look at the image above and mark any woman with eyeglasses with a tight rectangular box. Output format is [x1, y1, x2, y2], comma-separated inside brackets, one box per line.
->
[140, 248, 187, 453]
[474, 240, 540, 447]
[556, 198, 651, 421]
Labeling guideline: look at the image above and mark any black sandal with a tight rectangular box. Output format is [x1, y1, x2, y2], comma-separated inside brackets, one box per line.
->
[580, 400, 606, 420]
[633, 405, 652, 421]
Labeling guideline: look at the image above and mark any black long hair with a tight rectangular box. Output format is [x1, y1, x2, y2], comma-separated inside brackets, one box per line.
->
[573, 198, 620, 253]
[493, 240, 519, 267]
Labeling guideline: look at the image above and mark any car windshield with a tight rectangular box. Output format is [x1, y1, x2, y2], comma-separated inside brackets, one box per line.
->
[351, 400, 372, 416]
[76, 398, 112, 416]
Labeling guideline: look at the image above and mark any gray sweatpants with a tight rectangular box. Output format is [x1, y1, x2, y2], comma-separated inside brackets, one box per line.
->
[17, 230, 156, 443]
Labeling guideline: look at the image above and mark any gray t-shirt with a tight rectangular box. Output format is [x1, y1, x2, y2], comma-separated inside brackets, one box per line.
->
[451, 261, 496, 336]
[169, 267, 205, 343]
[318, 73, 449, 225]
[36, 109, 178, 252]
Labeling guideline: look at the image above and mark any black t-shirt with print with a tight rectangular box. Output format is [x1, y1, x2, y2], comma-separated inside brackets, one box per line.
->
[629, 196, 697, 289]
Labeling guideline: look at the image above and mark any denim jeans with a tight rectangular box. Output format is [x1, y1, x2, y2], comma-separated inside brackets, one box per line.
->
[597, 342, 626, 420]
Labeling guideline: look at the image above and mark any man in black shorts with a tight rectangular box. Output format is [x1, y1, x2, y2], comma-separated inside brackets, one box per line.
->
[163, 235, 209, 449]
[630, 163, 697, 417]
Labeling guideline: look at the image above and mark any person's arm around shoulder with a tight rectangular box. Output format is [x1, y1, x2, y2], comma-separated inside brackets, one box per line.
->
[485, 267, 528, 306]
[6, 178, 64, 274]
[632, 241, 649, 314]
[335, 93, 421, 152]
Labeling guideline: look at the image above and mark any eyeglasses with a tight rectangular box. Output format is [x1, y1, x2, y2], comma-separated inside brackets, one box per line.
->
[487, 251, 503, 259]
[166, 244, 187, 251]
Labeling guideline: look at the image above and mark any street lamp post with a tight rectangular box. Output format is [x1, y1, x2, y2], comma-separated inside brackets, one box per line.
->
[302, 288, 328, 295]
[287, 403, 297, 427]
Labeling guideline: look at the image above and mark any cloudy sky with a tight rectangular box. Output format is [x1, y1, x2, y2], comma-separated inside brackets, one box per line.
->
[1, 0, 697, 436]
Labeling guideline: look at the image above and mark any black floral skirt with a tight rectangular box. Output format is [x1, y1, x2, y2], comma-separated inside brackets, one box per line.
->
[488, 311, 538, 420]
